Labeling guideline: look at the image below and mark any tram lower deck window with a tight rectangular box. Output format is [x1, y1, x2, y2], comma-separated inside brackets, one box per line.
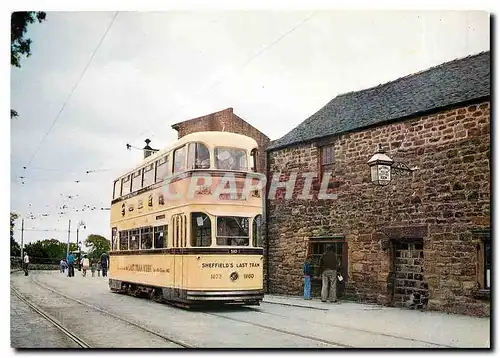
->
[119, 231, 129, 250]
[216, 216, 249, 246]
[130, 229, 140, 250]
[154, 225, 167, 248]
[141, 227, 153, 249]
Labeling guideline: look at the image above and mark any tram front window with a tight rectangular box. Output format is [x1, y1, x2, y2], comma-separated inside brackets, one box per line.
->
[216, 216, 249, 246]
[215, 147, 247, 171]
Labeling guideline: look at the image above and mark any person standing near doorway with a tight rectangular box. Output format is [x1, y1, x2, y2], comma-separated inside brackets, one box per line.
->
[319, 245, 339, 303]
[67, 252, 75, 277]
[23, 253, 29, 276]
[303, 255, 312, 300]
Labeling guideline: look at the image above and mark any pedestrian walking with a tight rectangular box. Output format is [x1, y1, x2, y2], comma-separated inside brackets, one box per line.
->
[91, 260, 96, 277]
[23, 253, 29, 276]
[319, 245, 339, 303]
[67, 253, 75, 277]
[303, 255, 312, 300]
[100, 252, 109, 277]
[97, 261, 101, 277]
[60, 259, 67, 273]
[81, 255, 90, 277]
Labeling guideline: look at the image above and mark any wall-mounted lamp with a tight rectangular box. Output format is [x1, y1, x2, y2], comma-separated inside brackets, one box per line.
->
[367, 144, 417, 186]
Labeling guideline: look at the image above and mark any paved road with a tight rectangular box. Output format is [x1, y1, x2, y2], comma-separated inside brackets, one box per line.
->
[10, 271, 490, 348]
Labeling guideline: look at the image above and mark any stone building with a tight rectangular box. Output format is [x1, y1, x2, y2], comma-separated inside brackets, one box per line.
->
[265, 52, 490, 316]
[171, 108, 270, 173]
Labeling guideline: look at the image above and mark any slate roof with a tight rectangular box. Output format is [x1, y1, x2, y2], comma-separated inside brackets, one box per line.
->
[267, 51, 490, 151]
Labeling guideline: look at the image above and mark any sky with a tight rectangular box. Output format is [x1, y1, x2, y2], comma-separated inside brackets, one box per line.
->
[10, 10, 490, 247]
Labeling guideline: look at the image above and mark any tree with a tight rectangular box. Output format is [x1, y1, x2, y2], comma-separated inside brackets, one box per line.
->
[84, 234, 110, 261]
[10, 213, 20, 256]
[11, 11, 46, 119]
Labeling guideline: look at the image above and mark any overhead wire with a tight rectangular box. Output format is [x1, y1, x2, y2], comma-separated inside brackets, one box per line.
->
[91, 11, 317, 172]
[23, 11, 119, 170]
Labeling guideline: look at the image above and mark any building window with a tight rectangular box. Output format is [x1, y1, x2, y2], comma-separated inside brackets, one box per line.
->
[173, 146, 186, 174]
[140, 227, 153, 249]
[320, 145, 335, 177]
[308, 237, 344, 278]
[154, 225, 166, 248]
[252, 214, 262, 247]
[191, 213, 211, 247]
[485, 241, 491, 289]
[216, 216, 249, 246]
[187, 142, 210, 169]
[474, 230, 491, 290]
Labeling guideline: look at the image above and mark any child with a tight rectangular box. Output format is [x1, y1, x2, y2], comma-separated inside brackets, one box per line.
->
[81, 255, 90, 277]
[91, 260, 96, 277]
[97, 261, 101, 277]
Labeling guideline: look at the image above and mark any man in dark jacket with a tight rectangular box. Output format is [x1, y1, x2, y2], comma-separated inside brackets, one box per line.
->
[100, 252, 109, 277]
[319, 245, 339, 303]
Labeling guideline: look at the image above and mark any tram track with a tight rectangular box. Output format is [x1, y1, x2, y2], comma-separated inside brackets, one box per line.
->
[25, 277, 193, 348]
[11, 285, 90, 348]
[242, 306, 452, 348]
[201, 310, 353, 348]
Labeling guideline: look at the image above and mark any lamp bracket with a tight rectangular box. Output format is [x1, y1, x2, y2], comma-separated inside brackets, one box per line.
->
[391, 161, 415, 176]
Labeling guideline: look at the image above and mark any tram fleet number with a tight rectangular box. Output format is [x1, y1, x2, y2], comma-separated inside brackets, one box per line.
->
[210, 273, 254, 280]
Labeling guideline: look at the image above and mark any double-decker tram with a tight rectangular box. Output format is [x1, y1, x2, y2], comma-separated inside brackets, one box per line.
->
[108, 132, 264, 307]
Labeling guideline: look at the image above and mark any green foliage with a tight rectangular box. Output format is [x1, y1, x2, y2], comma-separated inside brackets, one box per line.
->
[84, 234, 110, 262]
[11, 11, 46, 119]
[10, 213, 20, 256]
[24, 238, 76, 260]
[11, 11, 46, 68]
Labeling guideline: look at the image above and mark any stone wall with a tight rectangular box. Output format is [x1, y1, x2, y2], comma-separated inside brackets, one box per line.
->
[172, 108, 270, 174]
[266, 100, 490, 317]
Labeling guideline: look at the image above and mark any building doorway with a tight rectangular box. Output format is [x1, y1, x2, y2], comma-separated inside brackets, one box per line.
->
[308, 237, 348, 298]
[391, 239, 428, 309]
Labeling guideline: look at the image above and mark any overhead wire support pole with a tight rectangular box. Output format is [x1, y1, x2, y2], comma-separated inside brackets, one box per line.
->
[20, 218, 24, 259]
[66, 219, 71, 259]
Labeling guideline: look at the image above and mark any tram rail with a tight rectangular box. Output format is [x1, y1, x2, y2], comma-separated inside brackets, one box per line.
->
[26, 277, 193, 348]
[11, 285, 90, 348]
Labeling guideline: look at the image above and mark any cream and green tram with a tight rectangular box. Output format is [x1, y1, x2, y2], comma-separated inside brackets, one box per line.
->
[108, 132, 265, 307]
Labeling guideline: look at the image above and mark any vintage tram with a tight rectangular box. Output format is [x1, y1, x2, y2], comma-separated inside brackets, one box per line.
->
[108, 132, 264, 307]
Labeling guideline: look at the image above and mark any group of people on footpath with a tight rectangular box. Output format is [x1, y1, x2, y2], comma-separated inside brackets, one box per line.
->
[303, 245, 343, 303]
[60, 252, 109, 278]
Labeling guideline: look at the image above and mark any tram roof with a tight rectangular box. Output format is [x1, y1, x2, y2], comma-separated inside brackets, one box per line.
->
[117, 131, 259, 178]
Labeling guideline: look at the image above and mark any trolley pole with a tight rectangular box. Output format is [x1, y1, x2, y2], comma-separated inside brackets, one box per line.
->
[20, 218, 24, 259]
[66, 219, 71, 259]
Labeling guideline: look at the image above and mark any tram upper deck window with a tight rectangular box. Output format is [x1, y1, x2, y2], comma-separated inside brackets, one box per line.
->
[253, 214, 263, 247]
[143, 163, 155, 187]
[215, 147, 247, 171]
[119, 231, 129, 250]
[188, 142, 210, 169]
[173, 146, 186, 174]
[216, 216, 249, 246]
[121, 175, 131, 196]
[131, 170, 142, 192]
[130, 229, 140, 250]
[250, 148, 258, 172]
[154, 225, 167, 248]
[191, 213, 211, 247]
[156, 155, 169, 183]
[113, 180, 121, 199]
